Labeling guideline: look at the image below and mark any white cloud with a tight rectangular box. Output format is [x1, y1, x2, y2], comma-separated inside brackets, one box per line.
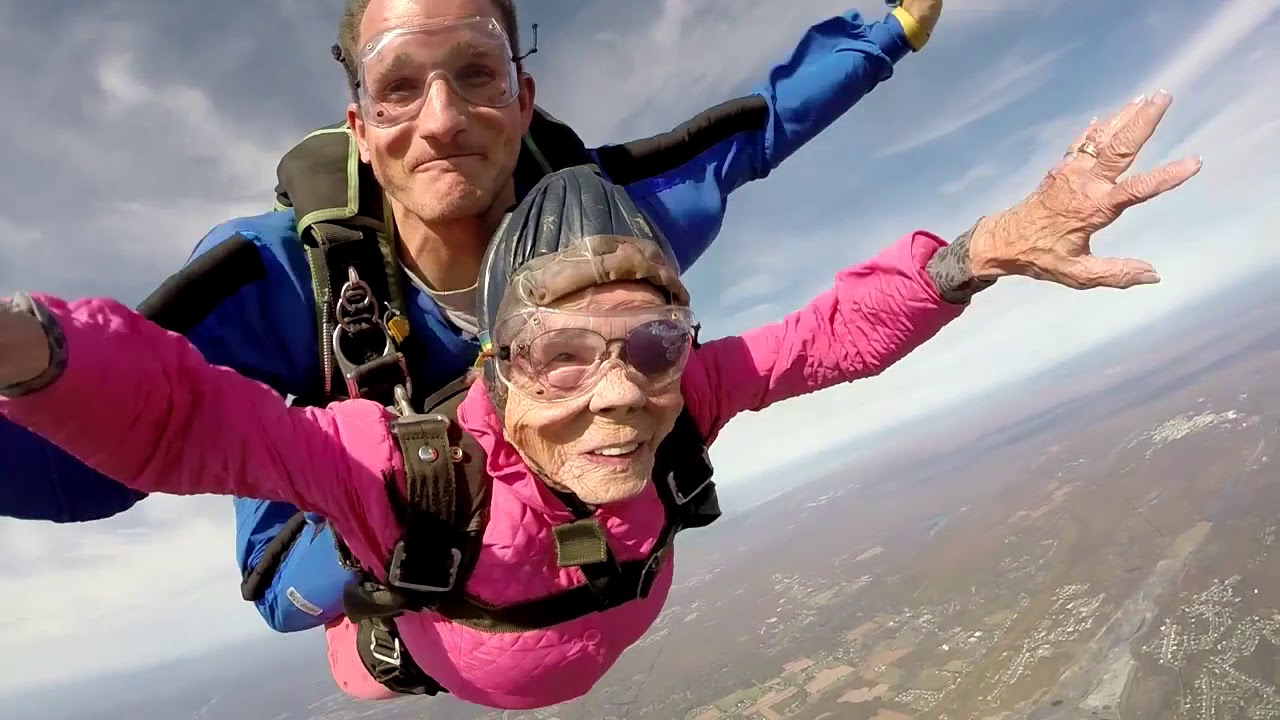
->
[874, 41, 1079, 157]
[1144, 0, 1280, 93]
[0, 496, 268, 692]
[0, 8, 294, 301]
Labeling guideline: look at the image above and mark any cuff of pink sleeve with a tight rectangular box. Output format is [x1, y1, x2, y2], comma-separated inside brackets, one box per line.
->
[901, 230, 983, 316]
[0, 293, 68, 398]
[0, 295, 130, 436]
[908, 230, 949, 300]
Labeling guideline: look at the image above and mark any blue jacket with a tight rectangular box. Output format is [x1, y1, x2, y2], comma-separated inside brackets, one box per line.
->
[1, 10, 913, 632]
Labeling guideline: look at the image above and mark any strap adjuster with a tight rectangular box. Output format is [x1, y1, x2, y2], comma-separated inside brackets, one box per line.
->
[666, 469, 713, 506]
[368, 623, 403, 667]
[636, 547, 668, 599]
[387, 540, 462, 593]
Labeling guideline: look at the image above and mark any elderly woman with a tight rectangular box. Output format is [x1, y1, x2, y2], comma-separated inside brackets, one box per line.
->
[0, 94, 1196, 710]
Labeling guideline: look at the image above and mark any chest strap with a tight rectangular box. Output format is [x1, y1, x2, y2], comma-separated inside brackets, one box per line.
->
[432, 410, 719, 632]
[343, 401, 720, 632]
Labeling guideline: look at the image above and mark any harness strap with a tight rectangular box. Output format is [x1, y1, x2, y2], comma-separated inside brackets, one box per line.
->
[239, 511, 309, 602]
[424, 409, 719, 633]
[341, 382, 490, 624]
[354, 617, 446, 696]
[385, 411, 464, 593]
[432, 554, 667, 632]
[305, 222, 412, 407]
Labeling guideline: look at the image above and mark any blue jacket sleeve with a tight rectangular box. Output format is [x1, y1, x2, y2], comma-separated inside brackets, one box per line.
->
[597, 9, 913, 271]
[0, 421, 146, 521]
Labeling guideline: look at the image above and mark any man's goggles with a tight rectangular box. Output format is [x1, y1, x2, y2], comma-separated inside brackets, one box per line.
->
[357, 16, 519, 128]
[494, 306, 698, 403]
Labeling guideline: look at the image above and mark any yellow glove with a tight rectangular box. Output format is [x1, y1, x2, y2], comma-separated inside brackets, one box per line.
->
[893, 0, 939, 51]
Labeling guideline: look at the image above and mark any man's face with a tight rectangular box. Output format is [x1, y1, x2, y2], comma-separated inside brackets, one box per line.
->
[349, 0, 535, 225]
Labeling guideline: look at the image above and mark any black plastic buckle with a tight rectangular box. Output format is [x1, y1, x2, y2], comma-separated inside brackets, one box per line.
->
[666, 467, 714, 506]
[386, 540, 462, 594]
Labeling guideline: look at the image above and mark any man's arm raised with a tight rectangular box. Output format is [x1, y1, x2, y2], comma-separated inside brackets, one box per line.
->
[590, 4, 941, 271]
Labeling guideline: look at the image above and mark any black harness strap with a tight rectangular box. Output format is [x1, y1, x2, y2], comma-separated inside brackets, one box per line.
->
[341, 380, 489, 624]
[354, 617, 446, 696]
[136, 234, 265, 333]
[594, 95, 770, 185]
[239, 511, 308, 602]
[513, 106, 594, 194]
[275, 125, 415, 408]
[423, 408, 718, 633]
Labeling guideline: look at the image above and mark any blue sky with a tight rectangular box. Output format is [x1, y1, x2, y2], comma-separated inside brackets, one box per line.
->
[1, 0, 1278, 699]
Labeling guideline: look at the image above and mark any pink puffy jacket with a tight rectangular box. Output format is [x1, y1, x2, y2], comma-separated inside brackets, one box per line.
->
[2, 232, 965, 709]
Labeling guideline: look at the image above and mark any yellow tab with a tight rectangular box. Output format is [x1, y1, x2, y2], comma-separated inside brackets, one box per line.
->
[892, 6, 930, 51]
[386, 315, 411, 344]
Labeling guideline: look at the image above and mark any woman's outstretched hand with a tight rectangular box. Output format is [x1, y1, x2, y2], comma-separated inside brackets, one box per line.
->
[967, 91, 1202, 289]
[0, 296, 52, 388]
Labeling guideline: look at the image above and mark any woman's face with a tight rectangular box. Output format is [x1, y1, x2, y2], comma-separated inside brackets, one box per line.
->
[500, 281, 688, 505]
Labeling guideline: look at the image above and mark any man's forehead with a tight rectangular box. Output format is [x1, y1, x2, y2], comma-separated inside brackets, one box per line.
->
[359, 0, 500, 44]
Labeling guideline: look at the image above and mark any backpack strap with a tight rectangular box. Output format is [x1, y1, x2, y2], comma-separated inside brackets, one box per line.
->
[276, 124, 414, 407]
[513, 105, 597, 193]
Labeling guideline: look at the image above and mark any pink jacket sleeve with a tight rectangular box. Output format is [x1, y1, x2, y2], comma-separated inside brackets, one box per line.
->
[0, 294, 394, 528]
[681, 231, 966, 442]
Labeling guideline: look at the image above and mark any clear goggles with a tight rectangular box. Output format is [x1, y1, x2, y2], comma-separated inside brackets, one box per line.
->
[491, 306, 698, 403]
[356, 16, 519, 129]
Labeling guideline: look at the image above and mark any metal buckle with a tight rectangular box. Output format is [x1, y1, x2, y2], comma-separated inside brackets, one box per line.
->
[332, 266, 412, 401]
[333, 325, 412, 401]
[336, 267, 376, 330]
[368, 626, 402, 667]
[387, 540, 462, 593]
[666, 469, 713, 506]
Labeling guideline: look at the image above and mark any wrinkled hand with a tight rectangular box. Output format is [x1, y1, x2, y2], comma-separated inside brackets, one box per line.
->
[0, 297, 51, 387]
[899, 0, 942, 38]
[968, 91, 1202, 289]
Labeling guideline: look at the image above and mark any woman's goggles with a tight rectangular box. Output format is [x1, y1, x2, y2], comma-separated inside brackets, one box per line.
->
[494, 307, 698, 402]
[357, 16, 519, 128]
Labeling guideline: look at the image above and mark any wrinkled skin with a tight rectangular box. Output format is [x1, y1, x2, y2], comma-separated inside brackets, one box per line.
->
[501, 282, 684, 506]
[968, 91, 1202, 289]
